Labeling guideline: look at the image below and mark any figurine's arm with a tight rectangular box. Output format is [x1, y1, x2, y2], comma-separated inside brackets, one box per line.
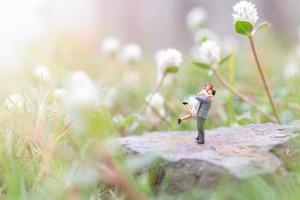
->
[195, 95, 211, 103]
[197, 89, 207, 96]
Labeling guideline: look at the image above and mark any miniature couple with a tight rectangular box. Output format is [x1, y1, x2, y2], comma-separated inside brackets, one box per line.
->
[178, 83, 216, 144]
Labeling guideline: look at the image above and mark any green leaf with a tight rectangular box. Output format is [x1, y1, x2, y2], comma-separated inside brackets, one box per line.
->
[165, 66, 179, 73]
[235, 21, 253, 35]
[192, 61, 211, 69]
[219, 54, 232, 65]
[256, 21, 270, 33]
[120, 114, 136, 127]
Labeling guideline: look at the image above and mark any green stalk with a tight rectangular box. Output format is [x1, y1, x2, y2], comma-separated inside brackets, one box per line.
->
[227, 52, 235, 125]
[212, 69, 277, 123]
[148, 72, 167, 103]
[141, 72, 167, 113]
[248, 35, 281, 123]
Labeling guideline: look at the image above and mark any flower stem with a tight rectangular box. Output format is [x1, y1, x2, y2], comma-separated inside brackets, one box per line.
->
[213, 69, 277, 122]
[142, 72, 167, 113]
[149, 72, 167, 101]
[248, 36, 281, 123]
[145, 100, 173, 128]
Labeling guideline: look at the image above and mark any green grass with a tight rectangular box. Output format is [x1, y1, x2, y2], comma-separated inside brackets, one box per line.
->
[0, 30, 299, 199]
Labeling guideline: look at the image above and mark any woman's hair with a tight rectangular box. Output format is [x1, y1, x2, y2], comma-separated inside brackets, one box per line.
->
[203, 82, 213, 90]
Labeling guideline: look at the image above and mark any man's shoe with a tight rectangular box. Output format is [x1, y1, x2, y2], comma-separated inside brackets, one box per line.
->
[195, 137, 199, 140]
[178, 118, 182, 124]
[182, 102, 188, 105]
[197, 141, 204, 144]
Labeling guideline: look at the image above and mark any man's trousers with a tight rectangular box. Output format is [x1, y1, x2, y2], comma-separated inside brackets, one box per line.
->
[197, 117, 206, 143]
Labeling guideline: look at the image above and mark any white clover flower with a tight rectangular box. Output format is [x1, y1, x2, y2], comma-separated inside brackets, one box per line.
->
[64, 71, 99, 132]
[284, 62, 299, 79]
[155, 48, 183, 69]
[146, 92, 164, 107]
[155, 48, 183, 82]
[4, 94, 24, 109]
[186, 7, 207, 31]
[101, 37, 121, 56]
[120, 43, 142, 63]
[34, 64, 52, 82]
[197, 40, 221, 65]
[193, 28, 217, 44]
[67, 84, 98, 110]
[232, 1, 258, 25]
[145, 93, 165, 124]
[65, 71, 98, 111]
[69, 71, 93, 88]
[66, 162, 99, 187]
[53, 88, 68, 98]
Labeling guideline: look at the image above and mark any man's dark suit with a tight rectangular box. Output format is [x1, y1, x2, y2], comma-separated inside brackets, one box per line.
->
[195, 95, 212, 143]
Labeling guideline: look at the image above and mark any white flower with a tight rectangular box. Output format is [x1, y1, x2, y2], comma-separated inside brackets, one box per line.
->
[193, 28, 217, 44]
[34, 64, 52, 82]
[155, 48, 183, 82]
[232, 1, 258, 25]
[197, 40, 221, 65]
[4, 94, 23, 109]
[284, 62, 299, 79]
[68, 84, 98, 109]
[186, 7, 207, 31]
[155, 48, 183, 69]
[69, 71, 93, 88]
[101, 37, 121, 56]
[64, 71, 99, 131]
[53, 88, 68, 98]
[146, 93, 164, 107]
[145, 93, 165, 124]
[65, 71, 98, 111]
[120, 43, 142, 63]
[66, 162, 99, 187]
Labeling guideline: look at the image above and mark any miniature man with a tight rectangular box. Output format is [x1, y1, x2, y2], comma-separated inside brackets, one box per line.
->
[178, 83, 213, 123]
[178, 83, 216, 144]
[195, 89, 215, 144]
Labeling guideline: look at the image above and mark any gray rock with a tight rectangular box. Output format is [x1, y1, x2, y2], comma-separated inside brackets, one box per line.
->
[116, 123, 300, 191]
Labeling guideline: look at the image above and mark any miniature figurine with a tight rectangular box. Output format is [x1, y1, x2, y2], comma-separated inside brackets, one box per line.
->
[178, 83, 216, 144]
[178, 83, 213, 123]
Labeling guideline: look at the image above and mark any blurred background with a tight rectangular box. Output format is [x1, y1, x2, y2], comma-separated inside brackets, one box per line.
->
[2, 0, 300, 67]
[0, 0, 300, 199]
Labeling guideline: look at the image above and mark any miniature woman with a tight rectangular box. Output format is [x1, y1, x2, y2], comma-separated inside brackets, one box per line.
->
[178, 83, 213, 124]
[178, 83, 216, 144]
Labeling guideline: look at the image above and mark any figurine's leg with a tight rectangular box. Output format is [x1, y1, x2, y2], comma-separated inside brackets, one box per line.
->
[197, 117, 206, 144]
[180, 114, 192, 121]
[183, 104, 193, 115]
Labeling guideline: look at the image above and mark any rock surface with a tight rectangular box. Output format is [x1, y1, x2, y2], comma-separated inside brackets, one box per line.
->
[117, 123, 300, 191]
